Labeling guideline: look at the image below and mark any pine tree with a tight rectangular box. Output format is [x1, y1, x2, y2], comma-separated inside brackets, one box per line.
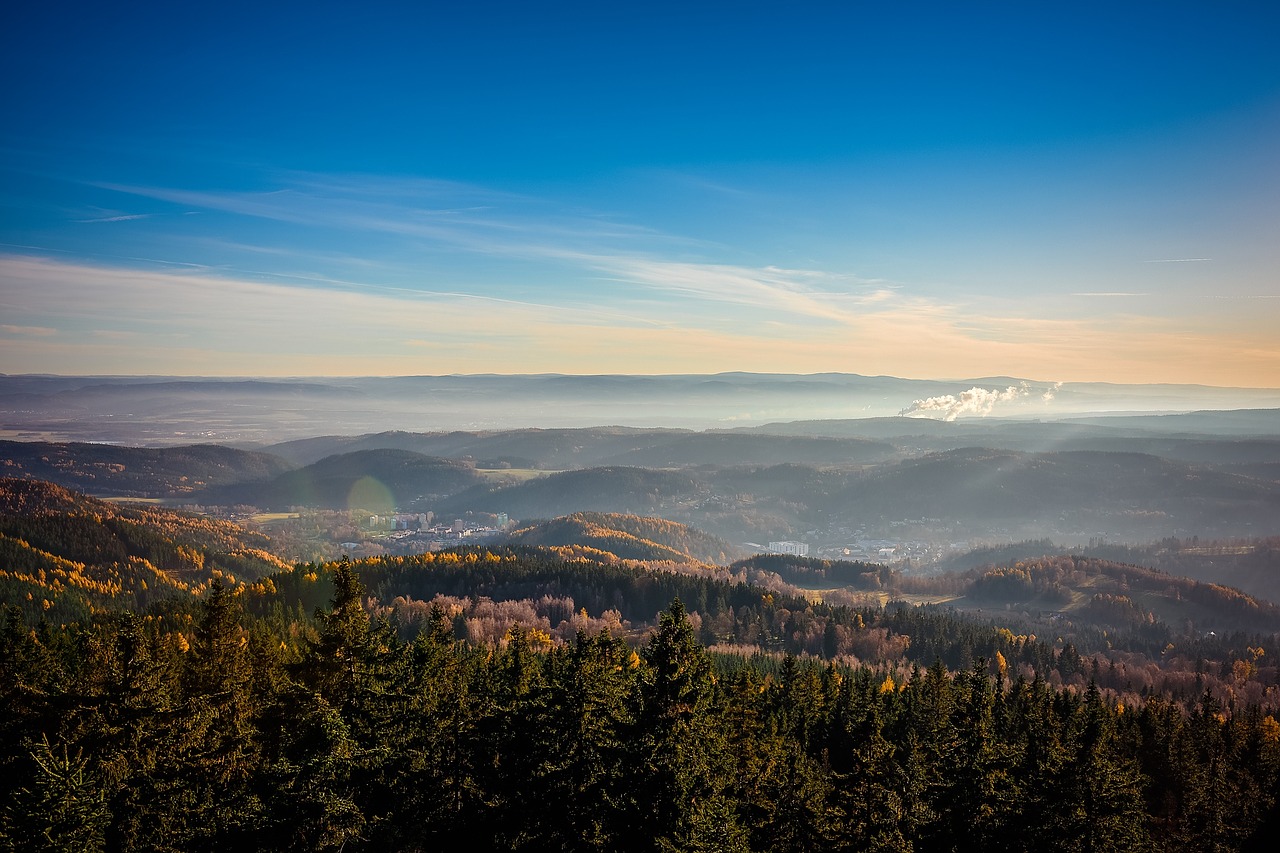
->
[774, 657, 841, 849]
[826, 668, 909, 852]
[181, 578, 262, 850]
[633, 599, 748, 852]
[939, 659, 1021, 852]
[3, 736, 108, 853]
[543, 630, 636, 852]
[1051, 681, 1151, 853]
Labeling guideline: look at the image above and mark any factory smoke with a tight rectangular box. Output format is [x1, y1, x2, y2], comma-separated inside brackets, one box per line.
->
[899, 383, 1032, 421]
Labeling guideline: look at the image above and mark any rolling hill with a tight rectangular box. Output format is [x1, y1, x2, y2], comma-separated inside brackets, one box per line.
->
[0, 440, 293, 497]
[505, 512, 744, 564]
[201, 448, 484, 510]
[263, 426, 897, 469]
[435, 466, 704, 520]
[827, 448, 1280, 540]
[946, 554, 1280, 636]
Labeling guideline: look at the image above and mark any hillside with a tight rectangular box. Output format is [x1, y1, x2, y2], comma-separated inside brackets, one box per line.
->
[600, 431, 896, 468]
[436, 466, 704, 520]
[933, 537, 1280, 609]
[0, 440, 293, 497]
[441, 449, 1280, 544]
[263, 426, 897, 469]
[937, 555, 1280, 637]
[505, 512, 744, 564]
[6, 436, 1278, 547]
[3, 484, 1277, 706]
[264, 427, 685, 467]
[4, 487, 1280, 718]
[828, 448, 1280, 540]
[0, 478, 290, 622]
[203, 448, 483, 510]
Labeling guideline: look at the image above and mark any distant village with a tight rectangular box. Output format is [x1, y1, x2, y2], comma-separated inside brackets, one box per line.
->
[759, 531, 945, 569]
[208, 501, 1005, 571]
[338, 511, 511, 559]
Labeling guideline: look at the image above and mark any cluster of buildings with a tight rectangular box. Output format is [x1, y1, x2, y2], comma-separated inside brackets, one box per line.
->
[342, 513, 511, 557]
[766, 540, 810, 557]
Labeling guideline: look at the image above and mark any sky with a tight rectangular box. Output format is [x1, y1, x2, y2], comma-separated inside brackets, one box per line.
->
[2, 1, 1278, 385]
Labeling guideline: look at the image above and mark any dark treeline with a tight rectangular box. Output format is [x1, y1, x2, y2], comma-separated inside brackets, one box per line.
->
[732, 553, 893, 589]
[3, 561, 1280, 852]
[252, 549, 1280, 712]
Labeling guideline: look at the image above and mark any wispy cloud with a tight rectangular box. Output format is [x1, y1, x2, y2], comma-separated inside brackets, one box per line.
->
[1144, 258, 1212, 263]
[1, 324, 58, 337]
[74, 213, 155, 223]
[9, 167, 1277, 385]
[97, 173, 660, 251]
[544, 251, 894, 325]
[0, 255, 680, 369]
[3, 252, 1278, 384]
[96, 171, 897, 327]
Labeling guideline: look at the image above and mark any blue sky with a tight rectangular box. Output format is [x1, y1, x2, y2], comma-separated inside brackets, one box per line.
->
[2, 1, 1278, 384]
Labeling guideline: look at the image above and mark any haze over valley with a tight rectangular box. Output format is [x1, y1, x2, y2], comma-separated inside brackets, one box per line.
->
[5, 372, 1280, 444]
[4, 372, 1278, 581]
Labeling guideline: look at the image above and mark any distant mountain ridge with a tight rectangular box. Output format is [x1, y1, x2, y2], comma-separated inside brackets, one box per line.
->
[260, 427, 898, 468]
[5, 373, 1277, 443]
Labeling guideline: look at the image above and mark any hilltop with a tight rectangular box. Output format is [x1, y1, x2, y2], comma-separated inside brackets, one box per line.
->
[0, 440, 293, 497]
[201, 448, 483, 510]
[505, 512, 744, 565]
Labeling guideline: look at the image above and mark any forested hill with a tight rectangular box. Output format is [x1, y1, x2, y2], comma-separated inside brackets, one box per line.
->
[226, 548, 1280, 715]
[6, 434, 1280, 544]
[937, 537, 1280, 610]
[264, 426, 898, 468]
[0, 439, 293, 497]
[0, 478, 289, 622]
[200, 448, 484, 509]
[505, 511, 744, 564]
[948, 555, 1280, 635]
[437, 465, 703, 519]
[824, 447, 1280, 532]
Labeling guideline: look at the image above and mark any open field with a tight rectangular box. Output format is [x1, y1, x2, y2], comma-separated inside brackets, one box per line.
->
[0, 430, 77, 442]
[252, 512, 303, 523]
[893, 593, 961, 607]
[474, 467, 555, 482]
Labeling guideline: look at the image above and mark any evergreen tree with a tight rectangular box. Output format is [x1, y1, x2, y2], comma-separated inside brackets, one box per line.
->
[543, 630, 636, 851]
[1051, 682, 1151, 853]
[633, 599, 748, 852]
[2, 736, 109, 853]
[826, 669, 910, 852]
[181, 578, 262, 850]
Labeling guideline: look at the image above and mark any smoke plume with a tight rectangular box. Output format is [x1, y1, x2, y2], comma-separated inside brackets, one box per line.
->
[899, 383, 1030, 421]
